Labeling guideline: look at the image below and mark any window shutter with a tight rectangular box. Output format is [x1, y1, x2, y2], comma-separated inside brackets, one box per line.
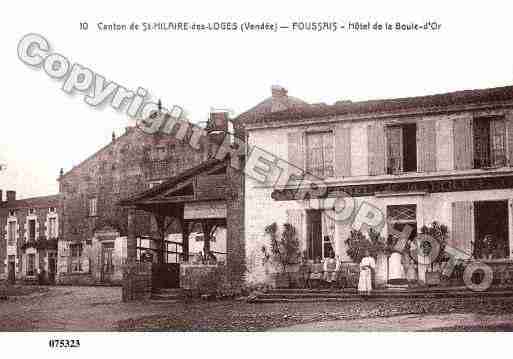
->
[287, 131, 304, 179]
[334, 125, 351, 177]
[286, 209, 305, 252]
[506, 111, 513, 166]
[451, 201, 474, 257]
[417, 120, 437, 172]
[453, 116, 474, 170]
[368, 122, 385, 175]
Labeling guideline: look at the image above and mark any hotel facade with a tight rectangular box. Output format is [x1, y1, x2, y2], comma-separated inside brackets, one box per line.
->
[243, 86, 513, 285]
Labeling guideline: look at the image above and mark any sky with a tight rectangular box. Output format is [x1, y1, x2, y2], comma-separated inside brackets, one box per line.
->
[1, 1, 513, 199]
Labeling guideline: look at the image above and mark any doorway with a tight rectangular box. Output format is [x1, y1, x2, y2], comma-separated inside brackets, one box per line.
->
[100, 242, 115, 283]
[306, 210, 322, 260]
[48, 252, 57, 284]
[7, 255, 15, 284]
[474, 200, 509, 259]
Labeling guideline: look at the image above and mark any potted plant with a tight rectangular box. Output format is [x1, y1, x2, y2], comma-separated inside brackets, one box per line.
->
[416, 221, 449, 285]
[262, 222, 301, 288]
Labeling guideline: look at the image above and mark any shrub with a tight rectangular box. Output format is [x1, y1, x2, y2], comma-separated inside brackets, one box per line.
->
[345, 228, 386, 263]
[262, 222, 301, 274]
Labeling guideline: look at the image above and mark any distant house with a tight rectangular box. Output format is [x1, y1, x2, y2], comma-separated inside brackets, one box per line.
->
[0, 190, 60, 284]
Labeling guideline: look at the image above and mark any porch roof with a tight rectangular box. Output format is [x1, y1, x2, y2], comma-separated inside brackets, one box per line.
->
[118, 158, 228, 208]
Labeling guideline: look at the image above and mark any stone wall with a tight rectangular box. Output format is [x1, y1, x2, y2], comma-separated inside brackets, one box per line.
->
[122, 261, 153, 301]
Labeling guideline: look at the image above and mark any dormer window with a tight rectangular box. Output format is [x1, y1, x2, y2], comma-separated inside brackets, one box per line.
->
[9, 210, 15, 217]
[49, 207, 56, 213]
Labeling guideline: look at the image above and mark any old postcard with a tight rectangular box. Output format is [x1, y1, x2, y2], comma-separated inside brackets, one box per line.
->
[1, 1, 512, 357]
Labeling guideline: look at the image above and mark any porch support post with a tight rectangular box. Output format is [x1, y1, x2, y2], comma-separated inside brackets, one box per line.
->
[155, 214, 166, 264]
[201, 220, 212, 254]
[126, 206, 137, 263]
[181, 219, 190, 262]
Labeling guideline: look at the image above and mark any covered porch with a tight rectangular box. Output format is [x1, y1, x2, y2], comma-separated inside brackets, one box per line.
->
[118, 159, 234, 299]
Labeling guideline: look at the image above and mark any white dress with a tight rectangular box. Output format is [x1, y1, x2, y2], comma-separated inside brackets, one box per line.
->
[358, 256, 376, 293]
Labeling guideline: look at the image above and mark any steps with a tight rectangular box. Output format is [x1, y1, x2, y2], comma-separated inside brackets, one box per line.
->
[250, 287, 513, 303]
[151, 288, 184, 301]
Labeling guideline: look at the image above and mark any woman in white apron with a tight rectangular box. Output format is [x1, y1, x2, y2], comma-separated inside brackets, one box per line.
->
[358, 250, 376, 296]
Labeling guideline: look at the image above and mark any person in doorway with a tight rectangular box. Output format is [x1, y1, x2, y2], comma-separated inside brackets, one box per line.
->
[310, 257, 323, 289]
[482, 234, 495, 260]
[192, 251, 204, 264]
[358, 250, 376, 297]
[323, 252, 338, 287]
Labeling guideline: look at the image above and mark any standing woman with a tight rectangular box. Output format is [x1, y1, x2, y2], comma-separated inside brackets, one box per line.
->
[358, 250, 376, 297]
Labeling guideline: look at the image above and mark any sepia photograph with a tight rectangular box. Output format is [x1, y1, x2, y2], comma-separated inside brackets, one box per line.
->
[1, 1, 513, 357]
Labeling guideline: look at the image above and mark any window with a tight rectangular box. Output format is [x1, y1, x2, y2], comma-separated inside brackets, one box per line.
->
[386, 123, 417, 174]
[474, 116, 506, 169]
[48, 217, 57, 238]
[7, 221, 16, 246]
[27, 254, 35, 276]
[70, 243, 83, 272]
[28, 219, 36, 241]
[148, 180, 164, 189]
[89, 197, 97, 216]
[387, 204, 417, 243]
[474, 201, 509, 259]
[306, 210, 335, 260]
[8, 210, 15, 217]
[49, 207, 56, 213]
[306, 132, 334, 178]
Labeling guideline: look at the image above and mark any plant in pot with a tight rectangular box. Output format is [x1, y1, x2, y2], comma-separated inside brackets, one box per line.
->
[416, 221, 449, 286]
[262, 222, 301, 288]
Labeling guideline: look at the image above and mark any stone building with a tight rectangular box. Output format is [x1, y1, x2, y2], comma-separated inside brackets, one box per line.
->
[57, 124, 207, 285]
[0, 190, 60, 284]
[242, 85, 513, 285]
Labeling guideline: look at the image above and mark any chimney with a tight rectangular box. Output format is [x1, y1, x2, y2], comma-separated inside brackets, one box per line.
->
[271, 85, 288, 99]
[6, 190, 16, 202]
[206, 111, 230, 156]
[112, 131, 116, 142]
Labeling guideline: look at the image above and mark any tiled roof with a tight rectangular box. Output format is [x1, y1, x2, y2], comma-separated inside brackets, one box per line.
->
[118, 158, 225, 206]
[240, 85, 513, 125]
[1, 194, 60, 210]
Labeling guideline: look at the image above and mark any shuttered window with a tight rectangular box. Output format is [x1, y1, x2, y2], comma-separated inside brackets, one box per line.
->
[386, 123, 417, 174]
[7, 221, 16, 246]
[287, 209, 305, 253]
[28, 219, 36, 241]
[451, 201, 474, 257]
[334, 125, 351, 177]
[473, 116, 506, 168]
[368, 122, 386, 175]
[454, 116, 474, 170]
[306, 131, 334, 178]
